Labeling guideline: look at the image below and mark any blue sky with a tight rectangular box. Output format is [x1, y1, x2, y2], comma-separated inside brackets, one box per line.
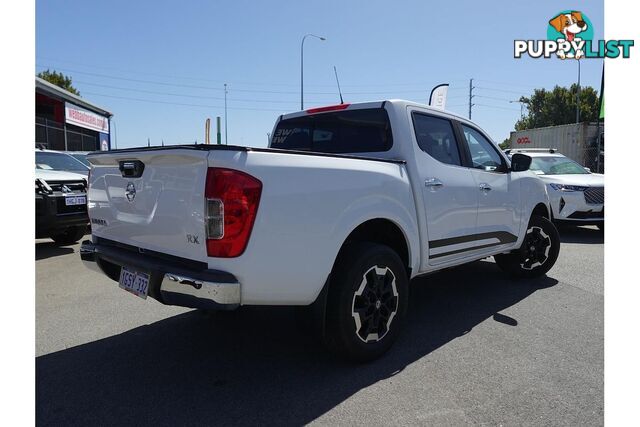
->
[36, 0, 604, 148]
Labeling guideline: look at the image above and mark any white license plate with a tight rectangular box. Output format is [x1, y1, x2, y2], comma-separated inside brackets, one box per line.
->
[118, 267, 150, 299]
[65, 195, 87, 206]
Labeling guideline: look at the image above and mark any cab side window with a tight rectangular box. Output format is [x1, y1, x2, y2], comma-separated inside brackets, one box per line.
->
[460, 125, 505, 172]
[412, 113, 462, 166]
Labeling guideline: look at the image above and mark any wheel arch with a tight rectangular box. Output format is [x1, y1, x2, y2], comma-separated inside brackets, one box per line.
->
[531, 202, 550, 220]
[337, 218, 412, 277]
[308, 218, 412, 345]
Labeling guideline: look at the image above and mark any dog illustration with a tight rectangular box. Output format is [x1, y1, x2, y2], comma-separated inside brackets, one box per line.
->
[549, 11, 588, 59]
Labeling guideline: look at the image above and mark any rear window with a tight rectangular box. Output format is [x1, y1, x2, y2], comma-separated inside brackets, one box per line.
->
[270, 108, 393, 153]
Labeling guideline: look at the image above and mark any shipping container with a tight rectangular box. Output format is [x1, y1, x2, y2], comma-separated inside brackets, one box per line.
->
[509, 122, 604, 172]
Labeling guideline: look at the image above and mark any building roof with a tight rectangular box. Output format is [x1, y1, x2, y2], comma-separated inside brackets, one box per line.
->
[36, 76, 113, 117]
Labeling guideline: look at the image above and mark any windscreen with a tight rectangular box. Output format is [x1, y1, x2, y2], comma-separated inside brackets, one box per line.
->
[70, 153, 90, 167]
[270, 108, 393, 154]
[36, 151, 89, 172]
[529, 156, 589, 175]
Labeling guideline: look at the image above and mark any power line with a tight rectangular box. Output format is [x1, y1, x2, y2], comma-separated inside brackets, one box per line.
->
[73, 80, 318, 104]
[475, 86, 526, 95]
[38, 61, 540, 98]
[474, 79, 538, 89]
[38, 65, 229, 91]
[73, 79, 436, 105]
[38, 61, 459, 91]
[38, 57, 287, 86]
[81, 91, 288, 112]
[38, 65, 439, 95]
[446, 94, 468, 99]
[38, 63, 530, 112]
[84, 92, 521, 116]
[474, 94, 517, 102]
[37, 64, 318, 93]
[474, 103, 521, 112]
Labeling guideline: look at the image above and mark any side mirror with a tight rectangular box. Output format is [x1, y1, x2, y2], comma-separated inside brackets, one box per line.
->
[510, 153, 532, 172]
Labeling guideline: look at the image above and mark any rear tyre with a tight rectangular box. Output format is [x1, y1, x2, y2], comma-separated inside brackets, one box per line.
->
[494, 215, 560, 279]
[51, 225, 87, 246]
[325, 242, 408, 362]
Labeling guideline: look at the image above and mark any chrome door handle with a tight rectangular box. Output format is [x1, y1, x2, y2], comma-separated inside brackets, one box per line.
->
[479, 183, 492, 191]
[425, 178, 443, 188]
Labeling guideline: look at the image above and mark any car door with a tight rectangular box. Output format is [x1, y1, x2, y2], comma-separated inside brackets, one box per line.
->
[410, 111, 479, 265]
[456, 122, 521, 245]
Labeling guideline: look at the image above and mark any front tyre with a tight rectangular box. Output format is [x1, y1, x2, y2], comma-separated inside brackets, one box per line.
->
[325, 243, 408, 362]
[494, 215, 560, 279]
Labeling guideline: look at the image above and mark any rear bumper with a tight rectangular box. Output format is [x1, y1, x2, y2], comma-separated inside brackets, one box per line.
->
[80, 238, 240, 310]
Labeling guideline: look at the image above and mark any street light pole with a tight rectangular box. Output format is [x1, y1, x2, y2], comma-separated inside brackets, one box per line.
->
[300, 34, 326, 110]
[509, 100, 526, 120]
[224, 83, 228, 144]
[111, 118, 117, 149]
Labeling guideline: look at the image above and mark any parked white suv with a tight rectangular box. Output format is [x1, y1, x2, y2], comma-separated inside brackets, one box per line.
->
[506, 149, 604, 230]
[80, 100, 560, 361]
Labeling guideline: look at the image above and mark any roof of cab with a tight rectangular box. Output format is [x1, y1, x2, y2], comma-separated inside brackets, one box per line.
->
[279, 99, 470, 122]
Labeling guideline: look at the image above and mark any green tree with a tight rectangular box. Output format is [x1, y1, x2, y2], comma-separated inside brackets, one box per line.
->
[515, 84, 598, 131]
[499, 138, 510, 150]
[37, 69, 80, 96]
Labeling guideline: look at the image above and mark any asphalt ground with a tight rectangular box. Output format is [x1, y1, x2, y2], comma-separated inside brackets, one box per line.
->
[36, 225, 603, 426]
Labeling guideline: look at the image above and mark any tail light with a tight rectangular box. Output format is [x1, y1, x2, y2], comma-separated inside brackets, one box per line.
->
[205, 168, 262, 257]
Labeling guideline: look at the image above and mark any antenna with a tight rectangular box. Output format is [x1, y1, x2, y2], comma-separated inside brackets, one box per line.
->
[333, 66, 344, 104]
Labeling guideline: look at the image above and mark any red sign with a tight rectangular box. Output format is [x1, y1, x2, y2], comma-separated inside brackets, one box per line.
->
[517, 136, 531, 144]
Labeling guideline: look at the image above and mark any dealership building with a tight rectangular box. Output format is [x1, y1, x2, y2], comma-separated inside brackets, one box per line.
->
[36, 77, 112, 151]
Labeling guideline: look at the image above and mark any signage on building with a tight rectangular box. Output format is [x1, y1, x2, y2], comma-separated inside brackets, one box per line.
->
[99, 132, 110, 151]
[65, 103, 109, 133]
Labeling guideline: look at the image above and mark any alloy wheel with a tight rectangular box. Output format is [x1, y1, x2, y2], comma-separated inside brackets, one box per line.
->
[520, 226, 552, 270]
[351, 266, 399, 343]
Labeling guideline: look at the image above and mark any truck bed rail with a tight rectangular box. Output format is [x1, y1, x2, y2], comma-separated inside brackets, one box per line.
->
[87, 144, 406, 165]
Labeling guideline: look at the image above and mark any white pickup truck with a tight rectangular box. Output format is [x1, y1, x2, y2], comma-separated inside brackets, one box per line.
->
[81, 100, 560, 361]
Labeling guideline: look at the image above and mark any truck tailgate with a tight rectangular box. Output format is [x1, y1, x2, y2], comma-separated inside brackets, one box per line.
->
[87, 148, 210, 262]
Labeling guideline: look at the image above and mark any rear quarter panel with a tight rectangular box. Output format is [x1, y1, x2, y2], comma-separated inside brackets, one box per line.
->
[207, 150, 420, 305]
